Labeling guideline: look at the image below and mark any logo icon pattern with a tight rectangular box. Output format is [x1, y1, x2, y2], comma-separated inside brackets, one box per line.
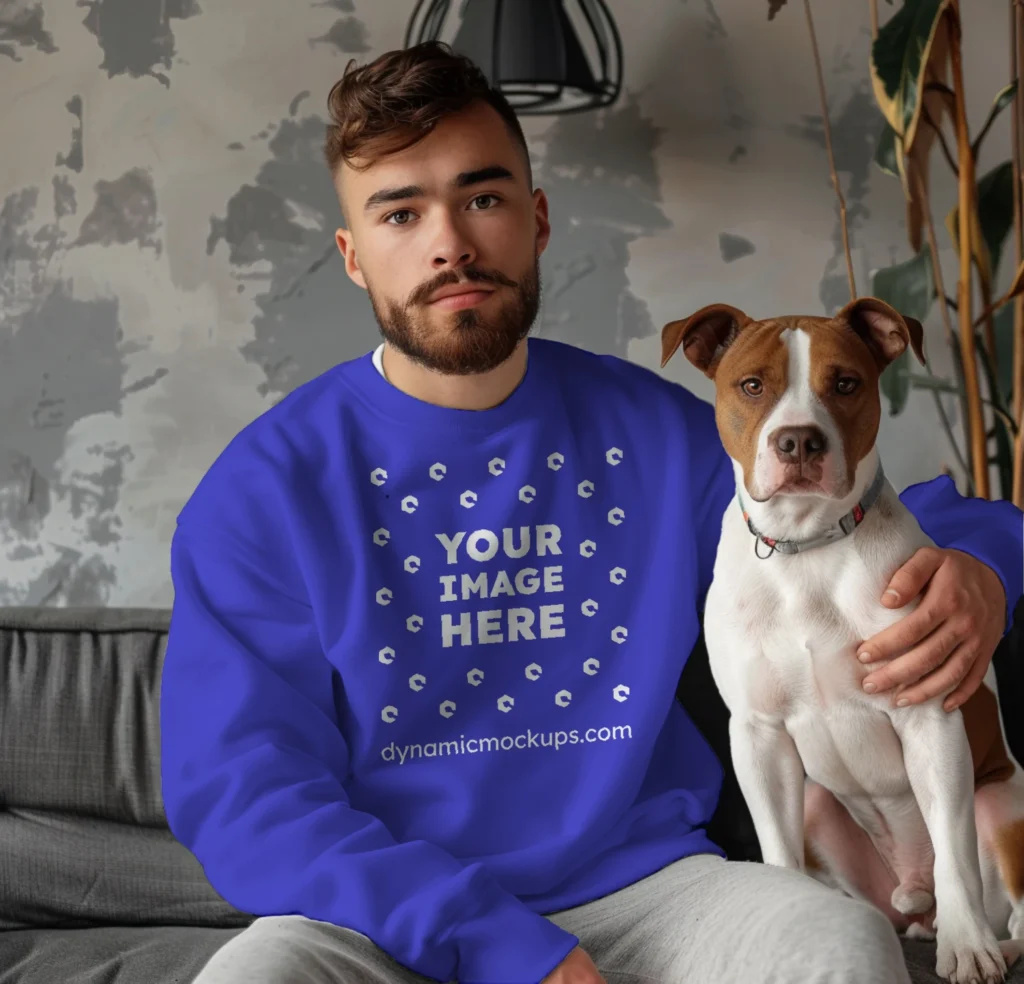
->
[370, 447, 631, 727]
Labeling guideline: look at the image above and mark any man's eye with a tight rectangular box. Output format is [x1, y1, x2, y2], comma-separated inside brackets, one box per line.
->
[385, 210, 414, 225]
[469, 194, 499, 210]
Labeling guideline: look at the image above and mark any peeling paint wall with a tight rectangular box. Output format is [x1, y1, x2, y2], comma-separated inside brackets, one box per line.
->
[0, 1, 1015, 606]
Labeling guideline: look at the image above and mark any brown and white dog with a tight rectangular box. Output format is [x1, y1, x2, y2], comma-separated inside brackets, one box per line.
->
[662, 297, 1024, 984]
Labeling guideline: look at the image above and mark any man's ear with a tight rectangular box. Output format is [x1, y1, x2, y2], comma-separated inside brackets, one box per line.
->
[661, 303, 753, 378]
[335, 228, 367, 289]
[533, 187, 551, 259]
[836, 296, 926, 369]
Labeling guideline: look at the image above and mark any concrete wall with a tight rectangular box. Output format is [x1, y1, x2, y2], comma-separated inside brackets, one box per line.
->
[1, 0, 1017, 606]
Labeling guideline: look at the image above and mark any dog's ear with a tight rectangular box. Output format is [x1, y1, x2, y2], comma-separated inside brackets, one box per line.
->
[661, 303, 753, 378]
[836, 297, 926, 369]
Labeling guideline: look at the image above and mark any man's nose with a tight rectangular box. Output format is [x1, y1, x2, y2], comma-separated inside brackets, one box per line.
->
[771, 425, 828, 463]
[430, 213, 477, 269]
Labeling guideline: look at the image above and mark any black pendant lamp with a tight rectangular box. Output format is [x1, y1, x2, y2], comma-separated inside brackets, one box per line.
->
[405, 0, 623, 115]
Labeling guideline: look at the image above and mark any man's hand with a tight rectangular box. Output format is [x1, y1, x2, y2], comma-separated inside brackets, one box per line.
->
[541, 946, 607, 984]
[857, 547, 1005, 712]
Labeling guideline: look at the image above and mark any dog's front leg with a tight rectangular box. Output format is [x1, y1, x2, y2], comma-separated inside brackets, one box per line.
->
[892, 705, 1006, 982]
[729, 712, 805, 870]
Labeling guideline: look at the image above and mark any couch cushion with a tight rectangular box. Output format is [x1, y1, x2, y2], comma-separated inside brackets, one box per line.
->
[0, 607, 254, 929]
[0, 924, 243, 984]
[0, 808, 253, 930]
[0, 608, 169, 826]
[902, 939, 1024, 984]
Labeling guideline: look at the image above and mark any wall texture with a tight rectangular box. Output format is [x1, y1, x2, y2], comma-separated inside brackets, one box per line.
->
[1, 0, 1018, 606]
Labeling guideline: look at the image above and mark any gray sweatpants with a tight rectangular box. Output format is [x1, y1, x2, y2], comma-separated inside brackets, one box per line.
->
[192, 854, 911, 983]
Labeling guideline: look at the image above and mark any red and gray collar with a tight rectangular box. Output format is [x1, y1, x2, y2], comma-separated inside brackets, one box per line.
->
[737, 462, 886, 558]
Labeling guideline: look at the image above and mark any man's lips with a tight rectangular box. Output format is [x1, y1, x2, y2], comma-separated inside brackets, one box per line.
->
[427, 284, 496, 311]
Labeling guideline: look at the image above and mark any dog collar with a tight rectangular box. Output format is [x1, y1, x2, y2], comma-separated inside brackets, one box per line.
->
[737, 462, 886, 558]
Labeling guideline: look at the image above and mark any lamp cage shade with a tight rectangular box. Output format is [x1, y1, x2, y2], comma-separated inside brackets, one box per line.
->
[405, 0, 623, 115]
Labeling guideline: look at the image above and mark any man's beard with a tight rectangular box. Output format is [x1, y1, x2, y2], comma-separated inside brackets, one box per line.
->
[367, 260, 541, 376]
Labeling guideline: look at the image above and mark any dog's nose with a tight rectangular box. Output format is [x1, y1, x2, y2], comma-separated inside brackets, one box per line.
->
[773, 426, 828, 462]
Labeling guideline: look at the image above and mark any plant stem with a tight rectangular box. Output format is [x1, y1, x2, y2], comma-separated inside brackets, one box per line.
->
[974, 287, 1016, 326]
[805, 0, 856, 301]
[949, 6, 990, 497]
[923, 106, 959, 176]
[925, 80, 958, 109]
[870, 0, 878, 39]
[975, 336, 1018, 435]
[911, 156, 975, 489]
[1013, 0, 1024, 504]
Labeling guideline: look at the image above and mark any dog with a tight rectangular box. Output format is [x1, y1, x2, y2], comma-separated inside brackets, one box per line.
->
[661, 296, 1024, 984]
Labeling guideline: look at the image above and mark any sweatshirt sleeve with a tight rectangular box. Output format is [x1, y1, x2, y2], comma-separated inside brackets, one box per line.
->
[161, 523, 579, 984]
[899, 475, 1024, 634]
[684, 394, 737, 611]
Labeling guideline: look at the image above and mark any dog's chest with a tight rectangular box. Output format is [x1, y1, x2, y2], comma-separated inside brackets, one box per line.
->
[731, 553, 868, 709]
[708, 493, 923, 701]
[706, 495, 930, 796]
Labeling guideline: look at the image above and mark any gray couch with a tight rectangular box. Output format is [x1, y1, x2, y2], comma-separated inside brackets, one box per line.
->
[1, 604, 1022, 984]
[0, 608, 252, 984]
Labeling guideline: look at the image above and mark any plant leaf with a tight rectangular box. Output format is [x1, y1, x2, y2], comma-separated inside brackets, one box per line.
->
[871, 2, 953, 252]
[994, 303, 1015, 405]
[880, 350, 913, 416]
[945, 161, 1013, 288]
[907, 374, 958, 393]
[875, 122, 901, 177]
[872, 248, 936, 416]
[768, 0, 787, 19]
[945, 203, 992, 290]
[972, 81, 1019, 157]
[870, 0, 952, 146]
[978, 162, 1015, 282]
[872, 247, 936, 322]
[993, 79, 1018, 114]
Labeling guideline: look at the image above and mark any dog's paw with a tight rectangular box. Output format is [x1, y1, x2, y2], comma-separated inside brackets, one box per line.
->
[1009, 907, 1024, 941]
[892, 885, 935, 916]
[906, 922, 936, 942]
[999, 940, 1022, 968]
[936, 925, 1007, 984]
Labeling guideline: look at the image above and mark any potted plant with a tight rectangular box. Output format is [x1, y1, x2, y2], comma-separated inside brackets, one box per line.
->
[771, 0, 1024, 505]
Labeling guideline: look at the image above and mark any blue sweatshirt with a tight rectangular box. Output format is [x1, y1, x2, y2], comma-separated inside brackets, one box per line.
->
[161, 338, 1023, 984]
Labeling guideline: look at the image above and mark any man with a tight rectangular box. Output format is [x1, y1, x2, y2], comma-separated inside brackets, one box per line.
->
[162, 42, 1023, 984]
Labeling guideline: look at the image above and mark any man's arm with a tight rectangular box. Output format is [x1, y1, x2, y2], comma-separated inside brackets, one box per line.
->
[901, 475, 1024, 633]
[161, 522, 578, 984]
[857, 476, 1024, 710]
[683, 395, 736, 611]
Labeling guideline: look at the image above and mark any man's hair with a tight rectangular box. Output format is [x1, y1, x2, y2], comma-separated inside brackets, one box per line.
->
[323, 41, 532, 184]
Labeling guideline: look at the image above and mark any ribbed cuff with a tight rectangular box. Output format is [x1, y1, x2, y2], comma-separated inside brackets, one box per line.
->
[453, 893, 580, 984]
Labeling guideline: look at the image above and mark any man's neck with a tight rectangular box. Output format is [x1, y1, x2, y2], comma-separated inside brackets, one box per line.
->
[379, 339, 529, 411]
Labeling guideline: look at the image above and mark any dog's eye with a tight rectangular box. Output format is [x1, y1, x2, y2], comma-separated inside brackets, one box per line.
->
[741, 378, 763, 397]
[836, 377, 859, 395]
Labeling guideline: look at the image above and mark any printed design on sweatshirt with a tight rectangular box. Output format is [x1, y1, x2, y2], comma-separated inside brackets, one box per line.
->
[367, 446, 632, 731]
